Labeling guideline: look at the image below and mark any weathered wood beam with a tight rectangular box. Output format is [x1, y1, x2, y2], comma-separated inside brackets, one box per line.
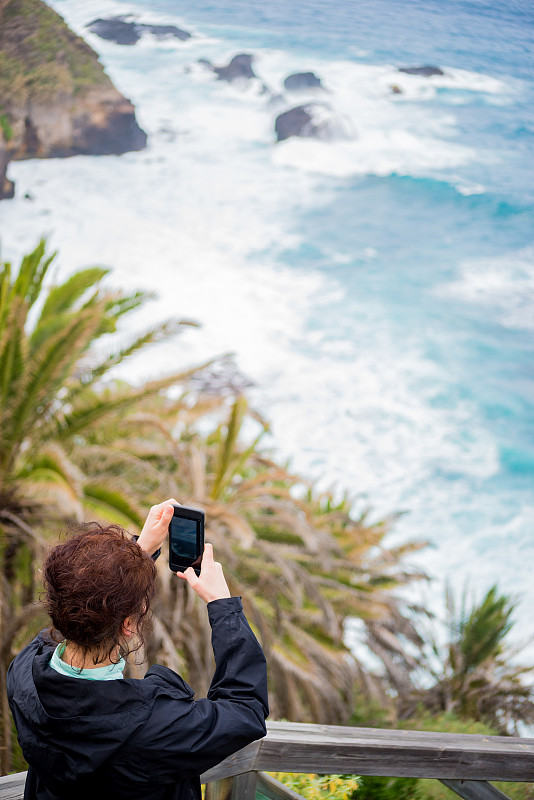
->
[202, 741, 260, 783]
[4, 721, 534, 798]
[0, 772, 26, 800]
[202, 721, 534, 783]
[440, 779, 512, 800]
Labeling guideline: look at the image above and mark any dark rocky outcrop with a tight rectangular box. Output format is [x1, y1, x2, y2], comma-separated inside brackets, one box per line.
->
[276, 106, 314, 141]
[0, 0, 147, 199]
[275, 103, 345, 142]
[9, 90, 148, 158]
[0, 134, 15, 200]
[283, 72, 323, 92]
[275, 103, 354, 142]
[87, 17, 139, 45]
[142, 23, 190, 41]
[398, 65, 444, 77]
[87, 17, 191, 46]
[200, 54, 257, 82]
[215, 53, 256, 81]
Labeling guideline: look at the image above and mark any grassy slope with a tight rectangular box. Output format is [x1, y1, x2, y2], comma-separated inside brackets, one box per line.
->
[0, 0, 111, 109]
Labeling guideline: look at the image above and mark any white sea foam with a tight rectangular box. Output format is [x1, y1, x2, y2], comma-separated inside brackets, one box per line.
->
[454, 182, 486, 195]
[435, 248, 534, 331]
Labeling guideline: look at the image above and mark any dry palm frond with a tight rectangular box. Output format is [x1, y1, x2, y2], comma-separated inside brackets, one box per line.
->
[129, 396, 430, 724]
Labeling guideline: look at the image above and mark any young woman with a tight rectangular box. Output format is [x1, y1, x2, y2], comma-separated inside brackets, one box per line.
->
[7, 500, 268, 800]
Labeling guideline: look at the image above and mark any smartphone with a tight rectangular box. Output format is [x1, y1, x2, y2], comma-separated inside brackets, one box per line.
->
[168, 505, 205, 576]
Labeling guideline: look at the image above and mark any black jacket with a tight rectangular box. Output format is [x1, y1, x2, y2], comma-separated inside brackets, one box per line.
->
[7, 597, 268, 800]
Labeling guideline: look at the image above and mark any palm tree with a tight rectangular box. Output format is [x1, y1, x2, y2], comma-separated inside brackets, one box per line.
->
[90, 388, 430, 723]
[401, 585, 534, 734]
[0, 240, 199, 771]
[0, 240, 432, 769]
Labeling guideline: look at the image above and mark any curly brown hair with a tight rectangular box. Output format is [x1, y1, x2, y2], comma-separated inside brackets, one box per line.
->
[43, 523, 157, 665]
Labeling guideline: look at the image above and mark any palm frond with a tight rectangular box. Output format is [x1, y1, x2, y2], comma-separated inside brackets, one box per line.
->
[68, 319, 198, 391]
[12, 239, 56, 311]
[7, 309, 102, 455]
[82, 484, 144, 528]
[36, 267, 110, 327]
[50, 361, 215, 441]
[211, 394, 248, 500]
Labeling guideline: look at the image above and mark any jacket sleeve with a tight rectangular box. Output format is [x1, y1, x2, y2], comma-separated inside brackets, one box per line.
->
[132, 597, 268, 780]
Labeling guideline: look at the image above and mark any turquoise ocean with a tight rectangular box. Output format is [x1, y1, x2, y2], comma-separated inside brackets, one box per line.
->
[1, 0, 533, 634]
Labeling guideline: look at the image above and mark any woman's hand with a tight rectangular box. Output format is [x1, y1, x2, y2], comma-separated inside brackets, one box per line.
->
[176, 543, 231, 603]
[136, 499, 178, 557]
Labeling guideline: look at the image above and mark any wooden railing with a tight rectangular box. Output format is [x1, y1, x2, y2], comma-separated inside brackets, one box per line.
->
[1, 720, 533, 799]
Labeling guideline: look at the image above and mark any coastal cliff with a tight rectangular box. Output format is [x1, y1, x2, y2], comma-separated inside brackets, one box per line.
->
[0, 0, 147, 199]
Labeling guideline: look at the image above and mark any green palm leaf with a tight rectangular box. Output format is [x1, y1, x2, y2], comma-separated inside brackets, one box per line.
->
[66, 319, 198, 397]
[6, 308, 102, 458]
[82, 484, 144, 528]
[459, 586, 516, 673]
[0, 298, 27, 408]
[50, 362, 214, 441]
[37, 267, 110, 322]
[12, 239, 56, 310]
[211, 394, 248, 500]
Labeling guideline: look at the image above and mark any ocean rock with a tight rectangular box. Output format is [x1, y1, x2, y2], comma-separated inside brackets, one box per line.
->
[398, 65, 444, 77]
[214, 54, 257, 82]
[283, 72, 323, 92]
[275, 103, 348, 142]
[87, 17, 191, 45]
[140, 23, 191, 41]
[87, 18, 140, 45]
[276, 106, 313, 141]
[267, 93, 286, 110]
[0, 138, 15, 200]
[7, 88, 147, 159]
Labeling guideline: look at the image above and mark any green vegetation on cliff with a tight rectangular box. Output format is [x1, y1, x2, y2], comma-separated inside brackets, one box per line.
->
[0, 0, 111, 106]
[0, 0, 145, 189]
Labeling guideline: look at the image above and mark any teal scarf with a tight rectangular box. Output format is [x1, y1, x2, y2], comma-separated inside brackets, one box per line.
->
[50, 642, 125, 681]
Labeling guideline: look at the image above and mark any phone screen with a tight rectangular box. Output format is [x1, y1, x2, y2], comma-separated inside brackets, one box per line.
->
[169, 516, 199, 561]
[168, 507, 204, 574]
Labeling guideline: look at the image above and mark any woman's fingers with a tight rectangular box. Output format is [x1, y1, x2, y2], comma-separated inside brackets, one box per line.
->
[137, 499, 180, 555]
[176, 543, 230, 603]
[152, 499, 179, 521]
[175, 567, 198, 586]
[161, 504, 175, 523]
[201, 542, 214, 568]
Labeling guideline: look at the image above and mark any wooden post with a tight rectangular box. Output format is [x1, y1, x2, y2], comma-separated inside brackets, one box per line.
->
[205, 777, 233, 800]
[257, 772, 307, 799]
[230, 771, 257, 800]
[440, 779, 512, 800]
